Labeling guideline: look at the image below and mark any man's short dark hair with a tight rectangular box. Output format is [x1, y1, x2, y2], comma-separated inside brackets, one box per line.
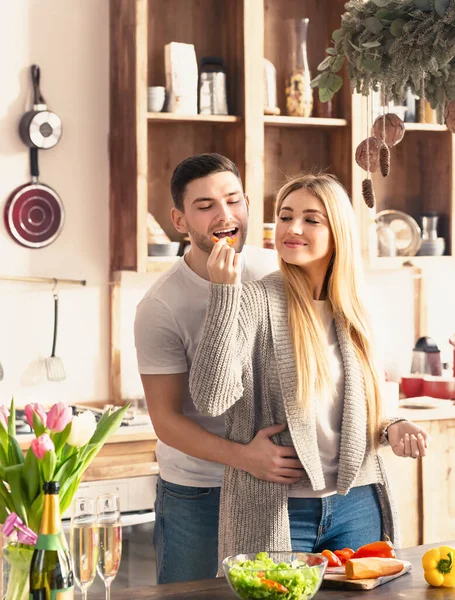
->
[170, 153, 242, 211]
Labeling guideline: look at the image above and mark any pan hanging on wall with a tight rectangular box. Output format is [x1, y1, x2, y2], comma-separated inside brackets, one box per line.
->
[4, 147, 64, 248]
[19, 65, 62, 149]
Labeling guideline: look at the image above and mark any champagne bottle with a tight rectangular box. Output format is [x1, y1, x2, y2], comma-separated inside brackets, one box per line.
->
[29, 481, 74, 599]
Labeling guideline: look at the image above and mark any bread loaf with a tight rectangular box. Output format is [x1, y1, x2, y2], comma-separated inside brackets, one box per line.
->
[345, 557, 405, 580]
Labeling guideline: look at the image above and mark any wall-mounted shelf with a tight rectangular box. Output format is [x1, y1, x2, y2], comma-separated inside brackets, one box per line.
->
[404, 123, 447, 132]
[264, 116, 348, 128]
[367, 256, 455, 271]
[147, 113, 242, 124]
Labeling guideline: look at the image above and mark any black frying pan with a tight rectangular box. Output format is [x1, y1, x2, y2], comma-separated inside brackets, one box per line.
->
[4, 148, 65, 248]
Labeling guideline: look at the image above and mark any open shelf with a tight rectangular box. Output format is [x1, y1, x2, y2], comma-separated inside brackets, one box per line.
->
[404, 123, 447, 132]
[147, 112, 241, 124]
[264, 116, 348, 128]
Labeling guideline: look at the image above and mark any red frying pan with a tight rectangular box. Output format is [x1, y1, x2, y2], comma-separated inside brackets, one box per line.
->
[4, 147, 64, 248]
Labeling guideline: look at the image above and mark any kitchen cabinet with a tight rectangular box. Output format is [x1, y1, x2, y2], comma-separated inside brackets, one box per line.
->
[381, 407, 455, 548]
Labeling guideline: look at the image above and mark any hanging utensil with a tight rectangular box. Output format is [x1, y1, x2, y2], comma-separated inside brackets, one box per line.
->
[19, 65, 62, 150]
[45, 290, 66, 382]
[0, 360, 3, 381]
[4, 147, 64, 248]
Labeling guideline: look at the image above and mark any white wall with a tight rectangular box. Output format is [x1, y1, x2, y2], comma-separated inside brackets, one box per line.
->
[0, 0, 109, 407]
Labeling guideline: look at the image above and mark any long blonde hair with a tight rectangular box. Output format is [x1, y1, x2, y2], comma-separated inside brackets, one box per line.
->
[276, 173, 382, 446]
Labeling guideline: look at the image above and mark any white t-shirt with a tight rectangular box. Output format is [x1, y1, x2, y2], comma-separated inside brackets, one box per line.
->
[288, 300, 345, 499]
[134, 246, 278, 487]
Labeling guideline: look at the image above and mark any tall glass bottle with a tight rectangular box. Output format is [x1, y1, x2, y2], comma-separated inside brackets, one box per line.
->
[29, 481, 74, 599]
[286, 18, 313, 117]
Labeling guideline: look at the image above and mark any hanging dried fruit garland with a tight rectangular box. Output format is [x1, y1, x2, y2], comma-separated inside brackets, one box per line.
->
[311, 0, 455, 207]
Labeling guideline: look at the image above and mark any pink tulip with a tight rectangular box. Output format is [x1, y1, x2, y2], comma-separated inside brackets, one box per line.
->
[31, 433, 55, 460]
[0, 405, 9, 429]
[24, 403, 47, 429]
[46, 402, 72, 432]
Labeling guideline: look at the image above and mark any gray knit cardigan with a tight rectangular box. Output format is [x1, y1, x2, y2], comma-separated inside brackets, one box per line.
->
[189, 271, 401, 567]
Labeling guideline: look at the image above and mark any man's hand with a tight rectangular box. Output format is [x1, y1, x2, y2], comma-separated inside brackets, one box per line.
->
[387, 420, 431, 458]
[207, 238, 241, 285]
[240, 424, 305, 484]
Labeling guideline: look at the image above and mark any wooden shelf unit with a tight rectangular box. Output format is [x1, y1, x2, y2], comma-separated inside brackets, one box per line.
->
[110, 0, 455, 273]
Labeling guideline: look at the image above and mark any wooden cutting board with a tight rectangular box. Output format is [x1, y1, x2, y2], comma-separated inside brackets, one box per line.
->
[322, 561, 412, 590]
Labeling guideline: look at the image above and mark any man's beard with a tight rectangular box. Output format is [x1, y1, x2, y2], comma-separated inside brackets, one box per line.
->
[187, 225, 248, 254]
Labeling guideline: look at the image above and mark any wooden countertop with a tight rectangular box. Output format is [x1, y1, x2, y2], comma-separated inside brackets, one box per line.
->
[91, 540, 455, 599]
[396, 403, 455, 422]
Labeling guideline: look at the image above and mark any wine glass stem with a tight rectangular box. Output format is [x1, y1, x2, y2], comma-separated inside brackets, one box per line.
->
[106, 582, 111, 600]
[83, 591, 88, 600]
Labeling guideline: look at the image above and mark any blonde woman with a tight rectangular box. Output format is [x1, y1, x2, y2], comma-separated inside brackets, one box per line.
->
[189, 173, 430, 565]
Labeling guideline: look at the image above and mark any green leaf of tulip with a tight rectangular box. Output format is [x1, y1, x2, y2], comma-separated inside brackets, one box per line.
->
[22, 448, 40, 505]
[8, 435, 25, 466]
[42, 450, 57, 482]
[4, 464, 28, 525]
[32, 411, 46, 437]
[52, 422, 72, 456]
[8, 397, 16, 438]
[89, 404, 129, 445]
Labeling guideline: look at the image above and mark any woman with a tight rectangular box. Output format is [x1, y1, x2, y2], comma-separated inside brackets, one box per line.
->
[189, 173, 430, 565]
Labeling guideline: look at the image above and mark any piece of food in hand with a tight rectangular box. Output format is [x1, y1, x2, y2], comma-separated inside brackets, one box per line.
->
[422, 546, 455, 587]
[345, 557, 405, 580]
[322, 549, 343, 568]
[212, 235, 236, 246]
[353, 540, 396, 559]
[334, 548, 355, 564]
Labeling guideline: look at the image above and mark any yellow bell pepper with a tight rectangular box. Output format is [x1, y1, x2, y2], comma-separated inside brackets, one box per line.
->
[422, 546, 455, 587]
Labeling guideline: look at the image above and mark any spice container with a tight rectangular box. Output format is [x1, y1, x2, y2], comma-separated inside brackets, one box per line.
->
[263, 223, 276, 250]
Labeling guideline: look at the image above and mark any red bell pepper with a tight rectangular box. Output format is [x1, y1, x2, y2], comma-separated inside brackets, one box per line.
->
[334, 548, 355, 564]
[353, 540, 396, 559]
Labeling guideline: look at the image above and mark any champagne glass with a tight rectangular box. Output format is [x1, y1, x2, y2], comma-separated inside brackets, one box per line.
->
[96, 494, 122, 600]
[70, 497, 99, 600]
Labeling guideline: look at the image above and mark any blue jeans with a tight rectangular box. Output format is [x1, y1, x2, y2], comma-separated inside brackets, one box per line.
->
[153, 476, 220, 584]
[288, 484, 382, 552]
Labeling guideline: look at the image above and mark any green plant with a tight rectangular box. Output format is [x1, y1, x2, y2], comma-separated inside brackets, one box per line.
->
[312, 0, 455, 110]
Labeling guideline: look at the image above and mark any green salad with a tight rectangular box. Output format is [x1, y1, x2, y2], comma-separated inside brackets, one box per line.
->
[227, 552, 322, 600]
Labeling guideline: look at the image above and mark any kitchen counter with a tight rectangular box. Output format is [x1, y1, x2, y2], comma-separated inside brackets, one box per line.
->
[17, 423, 157, 450]
[91, 540, 455, 599]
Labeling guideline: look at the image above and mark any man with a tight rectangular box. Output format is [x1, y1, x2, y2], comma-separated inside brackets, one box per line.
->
[134, 153, 305, 584]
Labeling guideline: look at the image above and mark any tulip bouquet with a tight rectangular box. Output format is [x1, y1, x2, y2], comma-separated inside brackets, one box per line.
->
[0, 397, 129, 600]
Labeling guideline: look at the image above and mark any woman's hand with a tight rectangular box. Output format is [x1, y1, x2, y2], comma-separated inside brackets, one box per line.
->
[207, 238, 241, 285]
[387, 420, 431, 458]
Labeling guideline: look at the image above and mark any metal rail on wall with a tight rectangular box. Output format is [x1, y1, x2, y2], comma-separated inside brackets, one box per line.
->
[0, 276, 86, 287]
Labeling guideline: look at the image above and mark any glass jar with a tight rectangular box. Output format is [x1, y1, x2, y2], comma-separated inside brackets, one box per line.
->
[263, 223, 276, 250]
[198, 57, 228, 116]
[285, 18, 313, 118]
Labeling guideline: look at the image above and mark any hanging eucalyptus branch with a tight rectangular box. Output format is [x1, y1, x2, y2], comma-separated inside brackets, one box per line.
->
[312, 0, 455, 111]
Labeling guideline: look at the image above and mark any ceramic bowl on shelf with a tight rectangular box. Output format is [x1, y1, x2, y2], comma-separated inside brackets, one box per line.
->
[375, 210, 422, 256]
[416, 237, 446, 256]
[223, 551, 327, 600]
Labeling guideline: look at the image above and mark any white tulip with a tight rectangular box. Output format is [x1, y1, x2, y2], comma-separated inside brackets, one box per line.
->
[67, 411, 97, 447]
